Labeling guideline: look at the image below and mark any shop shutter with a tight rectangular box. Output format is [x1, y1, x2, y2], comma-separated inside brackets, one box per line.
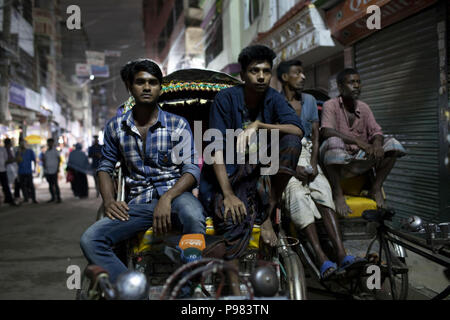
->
[354, 7, 440, 223]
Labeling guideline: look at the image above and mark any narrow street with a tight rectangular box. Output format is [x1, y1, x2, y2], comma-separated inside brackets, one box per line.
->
[0, 175, 441, 300]
[0, 176, 101, 300]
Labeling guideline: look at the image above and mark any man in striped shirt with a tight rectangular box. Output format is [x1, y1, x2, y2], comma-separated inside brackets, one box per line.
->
[80, 59, 205, 284]
[320, 68, 406, 216]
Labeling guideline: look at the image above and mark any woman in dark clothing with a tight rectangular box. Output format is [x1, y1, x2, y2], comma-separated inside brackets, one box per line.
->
[67, 143, 90, 198]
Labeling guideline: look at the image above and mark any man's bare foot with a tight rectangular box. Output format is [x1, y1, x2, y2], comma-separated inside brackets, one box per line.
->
[261, 219, 278, 247]
[370, 188, 385, 208]
[334, 195, 352, 217]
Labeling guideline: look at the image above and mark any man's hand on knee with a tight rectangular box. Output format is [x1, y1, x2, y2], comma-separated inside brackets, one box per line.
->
[223, 194, 247, 224]
[153, 195, 172, 235]
[373, 146, 384, 162]
[105, 200, 129, 221]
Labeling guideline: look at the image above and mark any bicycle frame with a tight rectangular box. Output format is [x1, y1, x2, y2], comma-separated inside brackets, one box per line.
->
[381, 224, 450, 300]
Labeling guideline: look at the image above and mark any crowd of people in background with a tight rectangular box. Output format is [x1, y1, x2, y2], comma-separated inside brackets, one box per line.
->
[0, 136, 102, 206]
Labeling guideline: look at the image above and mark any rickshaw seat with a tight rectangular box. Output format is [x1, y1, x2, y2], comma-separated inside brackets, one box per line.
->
[341, 174, 380, 218]
[131, 217, 261, 255]
[344, 196, 377, 218]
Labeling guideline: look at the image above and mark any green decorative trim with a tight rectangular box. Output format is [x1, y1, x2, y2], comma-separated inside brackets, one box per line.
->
[161, 81, 234, 93]
[122, 81, 234, 113]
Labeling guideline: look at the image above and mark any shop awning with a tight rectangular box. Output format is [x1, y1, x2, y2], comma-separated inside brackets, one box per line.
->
[25, 135, 44, 145]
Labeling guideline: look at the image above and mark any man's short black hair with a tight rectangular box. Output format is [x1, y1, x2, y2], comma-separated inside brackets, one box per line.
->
[47, 138, 54, 143]
[238, 45, 277, 73]
[336, 68, 359, 86]
[120, 59, 163, 90]
[276, 60, 303, 83]
[4, 138, 11, 145]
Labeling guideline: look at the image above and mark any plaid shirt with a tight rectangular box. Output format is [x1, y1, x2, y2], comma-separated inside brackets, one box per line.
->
[98, 106, 200, 205]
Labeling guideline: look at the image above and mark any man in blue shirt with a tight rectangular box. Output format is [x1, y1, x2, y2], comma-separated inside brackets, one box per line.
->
[200, 45, 304, 261]
[16, 138, 37, 203]
[80, 59, 206, 284]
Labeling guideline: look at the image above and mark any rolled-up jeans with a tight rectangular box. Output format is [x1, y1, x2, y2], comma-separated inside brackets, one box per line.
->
[80, 192, 206, 284]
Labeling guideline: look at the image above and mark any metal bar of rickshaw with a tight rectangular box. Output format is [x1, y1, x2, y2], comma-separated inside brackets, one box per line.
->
[384, 226, 450, 267]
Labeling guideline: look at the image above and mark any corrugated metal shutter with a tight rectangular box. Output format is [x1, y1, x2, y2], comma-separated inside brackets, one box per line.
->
[354, 7, 440, 222]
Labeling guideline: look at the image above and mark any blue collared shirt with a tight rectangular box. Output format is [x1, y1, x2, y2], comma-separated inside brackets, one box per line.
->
[97, 106, 200, 205]
[207, 85, 304, 176]
[280, 92, 319, 138]
[17, 149, 36, 175]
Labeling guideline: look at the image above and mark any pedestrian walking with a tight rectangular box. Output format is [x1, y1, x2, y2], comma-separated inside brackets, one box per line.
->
[16, 138, 37, 203]
[43, 138, 62, 203]
[0, 138, 17, 206]
[67, 143, 90, 198]
[88, 136, 102, 197]
[38, 145, 46, 183]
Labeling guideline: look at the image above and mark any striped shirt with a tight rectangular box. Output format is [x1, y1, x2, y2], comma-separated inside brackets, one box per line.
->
[98, 106, 200, 205]
[321, 97, 383, 154]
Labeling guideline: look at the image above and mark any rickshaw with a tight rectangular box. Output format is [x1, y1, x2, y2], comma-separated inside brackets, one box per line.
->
[283, 90, 410, 300]
[77, 69, 307, 300]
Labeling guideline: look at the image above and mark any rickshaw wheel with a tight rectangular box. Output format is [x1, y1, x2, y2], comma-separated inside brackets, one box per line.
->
[278, 251, 308, 300]
[75, 265, 97, 300]
[364, 238, 409, 300]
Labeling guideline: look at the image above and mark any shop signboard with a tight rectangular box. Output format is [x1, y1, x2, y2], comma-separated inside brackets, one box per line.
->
[9, 82, 26, 107]
[76, 63, 91, 78]
[91, 65, 110, 78]
[86, 51, 105, 67]
[25, 88, 41, 113]
[326, 0, 438, 45]
[104, 50, 121, 57]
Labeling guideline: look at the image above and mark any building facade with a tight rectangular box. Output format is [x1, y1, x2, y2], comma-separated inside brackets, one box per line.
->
[143, 0, 205, 74]
[0, 0, 91, 151]
[197, 0, 449, 223]
[322, 0, 449, 223]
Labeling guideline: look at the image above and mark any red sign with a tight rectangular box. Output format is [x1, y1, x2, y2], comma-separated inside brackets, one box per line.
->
[326, 0, 437, 45]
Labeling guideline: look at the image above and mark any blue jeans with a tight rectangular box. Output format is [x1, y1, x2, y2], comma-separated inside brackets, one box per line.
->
[80, 192, 206, 284]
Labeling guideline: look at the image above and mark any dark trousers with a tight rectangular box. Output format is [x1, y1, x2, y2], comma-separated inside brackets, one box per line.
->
[45, 174, 61, 200]
[70, 170, 88, 198]
[19, 174, 36, 202]
[0, 171, 13, 203]
[14, 178, 21, 198]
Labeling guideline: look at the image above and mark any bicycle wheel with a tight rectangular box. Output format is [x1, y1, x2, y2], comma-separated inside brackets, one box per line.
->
[365, 236, 409, 300]
[278, 247, 308, 300]
[75, 265, 95, 300]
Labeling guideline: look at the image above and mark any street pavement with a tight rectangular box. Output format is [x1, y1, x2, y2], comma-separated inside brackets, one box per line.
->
[0, 176, 445, 300]
[0, 176, 100, 300]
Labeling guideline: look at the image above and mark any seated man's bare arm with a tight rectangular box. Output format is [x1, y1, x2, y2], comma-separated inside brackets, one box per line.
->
[153, 172, 197, 235]
[99, 171, 129, 221]
[213, 150, 247, 225]
[258, 122, 303, 138]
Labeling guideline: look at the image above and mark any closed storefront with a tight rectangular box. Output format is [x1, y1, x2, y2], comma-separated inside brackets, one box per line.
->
[353, 4, 449, 223]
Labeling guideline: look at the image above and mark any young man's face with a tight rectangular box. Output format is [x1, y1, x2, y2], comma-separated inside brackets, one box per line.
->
[129, 71, 161, 105]
[242, 61, 273, 94]
[339, 73, 361, 100]
[283, 65, 305, 91]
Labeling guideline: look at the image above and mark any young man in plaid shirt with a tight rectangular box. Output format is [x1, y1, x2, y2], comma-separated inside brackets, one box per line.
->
[80, 59, 206, 284]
